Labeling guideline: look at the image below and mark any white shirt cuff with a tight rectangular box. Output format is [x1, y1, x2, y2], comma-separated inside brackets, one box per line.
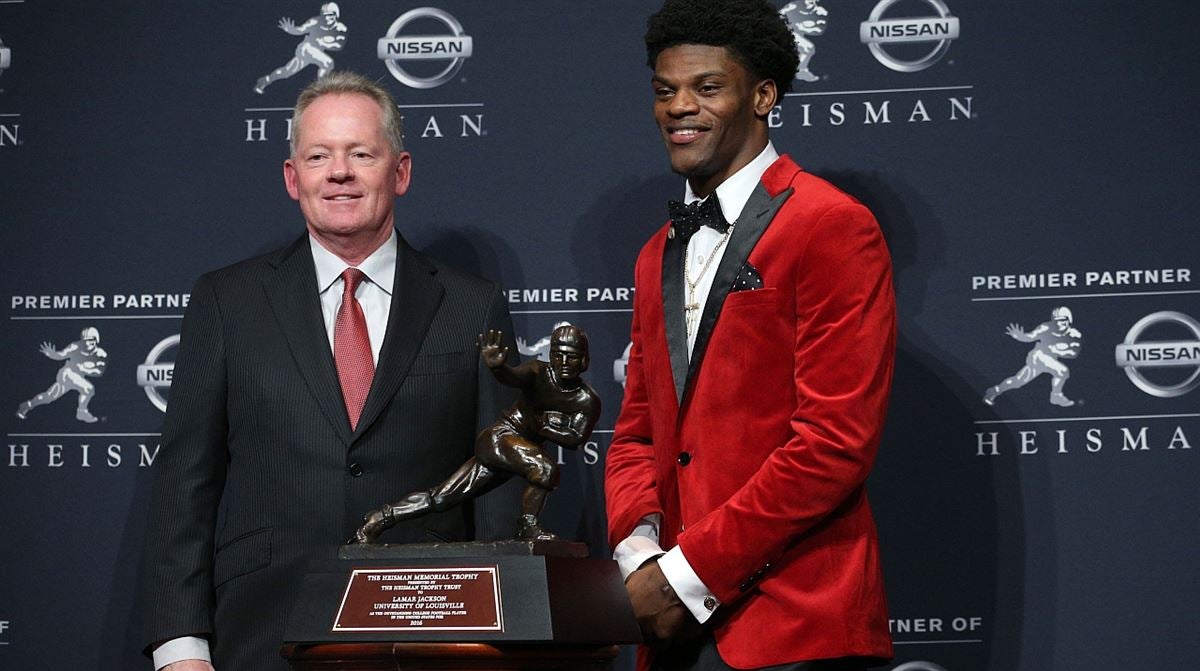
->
[614, 535, 665, 579]
[612, 515, 662, 579]
[152, 636, 211, 670]
[659, 545, 720, 624]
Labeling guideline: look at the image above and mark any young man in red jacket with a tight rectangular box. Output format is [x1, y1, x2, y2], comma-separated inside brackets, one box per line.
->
[605, 1, 897, 669]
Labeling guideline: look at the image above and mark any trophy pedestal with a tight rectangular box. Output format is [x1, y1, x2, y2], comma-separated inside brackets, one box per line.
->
[282, 540, 639, 670]
[280, 641, 620, 670]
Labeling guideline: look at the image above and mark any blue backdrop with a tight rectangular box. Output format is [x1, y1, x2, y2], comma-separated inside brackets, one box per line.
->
[2, 2, 1197, 669]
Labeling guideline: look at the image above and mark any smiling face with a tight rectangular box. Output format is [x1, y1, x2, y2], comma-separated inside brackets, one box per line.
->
[652, 44, 777, 197]
[284, 93, 411, 258]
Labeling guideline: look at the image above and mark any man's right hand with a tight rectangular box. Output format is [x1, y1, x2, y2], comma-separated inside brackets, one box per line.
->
[625, 559, 692, 646]
[162, 661, 214, 671]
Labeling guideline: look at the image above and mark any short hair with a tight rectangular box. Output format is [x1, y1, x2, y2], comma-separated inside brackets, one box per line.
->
[645, 0, 800, 94]
[290, 71, 405, 156]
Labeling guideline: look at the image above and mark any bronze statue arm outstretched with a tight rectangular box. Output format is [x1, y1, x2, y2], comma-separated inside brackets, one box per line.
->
[478, 329, 538, 388]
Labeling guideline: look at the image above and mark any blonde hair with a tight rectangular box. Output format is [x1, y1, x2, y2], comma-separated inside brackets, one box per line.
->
[290, 71, 405, 156]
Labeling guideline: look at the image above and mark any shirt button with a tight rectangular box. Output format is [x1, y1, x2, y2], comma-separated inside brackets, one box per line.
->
[348, 462, 364, 477]
[677, 451, 692, 466]
[703, 596, 717, 612]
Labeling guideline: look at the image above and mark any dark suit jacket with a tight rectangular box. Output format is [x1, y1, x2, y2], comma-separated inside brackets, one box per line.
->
[136, 232, 520, 670]
[606, 156, 896, 668]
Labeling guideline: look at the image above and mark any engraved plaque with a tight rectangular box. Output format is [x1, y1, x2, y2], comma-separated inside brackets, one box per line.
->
[332, 565, 504, 632]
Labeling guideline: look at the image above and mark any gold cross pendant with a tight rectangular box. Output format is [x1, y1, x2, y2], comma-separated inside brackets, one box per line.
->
[685, 302, 700, 336]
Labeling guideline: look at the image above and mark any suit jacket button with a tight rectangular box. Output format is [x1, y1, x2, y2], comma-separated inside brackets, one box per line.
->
[677, 452, 692, 466]
[348, 462, 364, 477]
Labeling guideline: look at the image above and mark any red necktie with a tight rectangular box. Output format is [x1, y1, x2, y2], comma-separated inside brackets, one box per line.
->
[334, 268, 374, 430]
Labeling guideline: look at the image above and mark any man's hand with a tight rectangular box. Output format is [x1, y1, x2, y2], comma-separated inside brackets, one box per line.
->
[477, 330, 509, 369]
[162, 661, 214, 671]
[625, 559, 693, 647]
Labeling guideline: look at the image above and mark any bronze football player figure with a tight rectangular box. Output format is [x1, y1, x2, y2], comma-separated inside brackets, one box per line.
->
[351, 325, 601, 544]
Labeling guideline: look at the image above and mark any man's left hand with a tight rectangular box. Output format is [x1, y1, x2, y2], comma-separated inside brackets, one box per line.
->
[625, 559, 693, 646]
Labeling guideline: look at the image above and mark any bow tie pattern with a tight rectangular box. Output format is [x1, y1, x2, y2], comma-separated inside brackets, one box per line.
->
[668, 196, 730, 242]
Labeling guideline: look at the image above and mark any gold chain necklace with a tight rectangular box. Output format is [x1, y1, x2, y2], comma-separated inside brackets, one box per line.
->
[684, 227, 733, 339]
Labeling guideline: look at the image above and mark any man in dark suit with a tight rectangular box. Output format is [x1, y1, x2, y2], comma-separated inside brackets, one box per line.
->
[135, 71, 520, 671]
[605, 1, 896, 669]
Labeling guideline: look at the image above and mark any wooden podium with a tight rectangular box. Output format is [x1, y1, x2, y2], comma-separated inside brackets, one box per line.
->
[281, 540, 639, 670]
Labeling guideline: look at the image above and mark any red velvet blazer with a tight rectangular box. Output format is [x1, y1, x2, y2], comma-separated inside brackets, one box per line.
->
[606, 155, 896, 668]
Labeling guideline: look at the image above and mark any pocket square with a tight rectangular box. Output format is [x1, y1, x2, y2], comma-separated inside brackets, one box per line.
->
[732, 262, 764, 292]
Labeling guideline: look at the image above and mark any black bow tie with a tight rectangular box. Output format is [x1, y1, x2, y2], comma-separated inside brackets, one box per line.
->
[668, 196, 730, 242]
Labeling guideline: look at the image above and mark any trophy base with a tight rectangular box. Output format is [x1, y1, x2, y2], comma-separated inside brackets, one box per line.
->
[338, 538, 589, 560]
[281, 641, 622, 670]
[284, 540, 639, 647]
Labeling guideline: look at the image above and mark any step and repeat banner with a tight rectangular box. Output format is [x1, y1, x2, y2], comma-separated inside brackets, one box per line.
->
[1, 1, 1196, 669]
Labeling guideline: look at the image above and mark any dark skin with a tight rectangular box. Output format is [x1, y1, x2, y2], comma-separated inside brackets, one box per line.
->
[627, 43, 778, 645]
[653, 44, 778, 198]
[626, 559, 691, 648]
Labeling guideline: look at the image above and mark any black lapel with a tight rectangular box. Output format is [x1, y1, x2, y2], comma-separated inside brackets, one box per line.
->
[684, 184, 793, 397]
[661, 224, 690, 406]
[262, 234, 354, 445]
[351, 235, 444, 443]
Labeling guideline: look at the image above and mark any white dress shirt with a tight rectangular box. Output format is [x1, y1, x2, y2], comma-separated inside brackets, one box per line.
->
[613, 142, 780, 625]
[152, 230, 398, 670]
[310, 229, 396, 364]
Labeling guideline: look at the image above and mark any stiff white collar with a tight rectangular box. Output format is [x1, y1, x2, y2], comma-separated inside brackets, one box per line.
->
[683, 141, 779, 224]
[309, 229, 397, 297]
